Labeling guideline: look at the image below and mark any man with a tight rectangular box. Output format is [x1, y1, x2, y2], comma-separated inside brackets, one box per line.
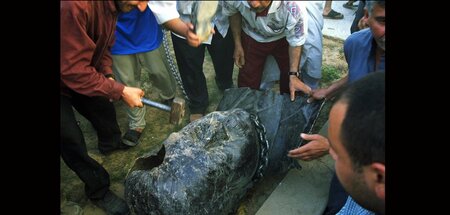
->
[222, 0, 312, 102]
[149, 1, 235, 122]
[328, 72, 385, 214]
[60, 1, 147, 214]
[308, 0, 385, 102]
[289, 0, 385, 161]
[111, 5, 177, 146]
[288, 1, 385, 214]
[260, 1, 324, 91]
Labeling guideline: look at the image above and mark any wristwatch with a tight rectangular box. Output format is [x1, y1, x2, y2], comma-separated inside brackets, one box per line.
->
[289, 71, 299, 77]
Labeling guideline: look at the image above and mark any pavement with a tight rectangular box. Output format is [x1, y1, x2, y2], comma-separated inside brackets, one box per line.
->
[322, 1, 359, 40]
[254, 3, 357, 215]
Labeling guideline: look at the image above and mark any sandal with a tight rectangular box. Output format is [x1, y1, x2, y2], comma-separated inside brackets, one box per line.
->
[342, 2, 355, 9]
[323, 9, 344, 19]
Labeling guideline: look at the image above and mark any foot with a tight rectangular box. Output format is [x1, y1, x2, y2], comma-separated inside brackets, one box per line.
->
[99, 141, 131, 156]
[323, 9, 344, 19]
[91, 190, 130, 215]
[189, 114, 204, 123]
[122, 129, 143, 147]
[342, 2, 356, 9]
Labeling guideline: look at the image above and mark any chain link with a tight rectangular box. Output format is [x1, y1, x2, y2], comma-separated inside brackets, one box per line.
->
[249, 114, 269, 182]
[162, 29, 190, 102]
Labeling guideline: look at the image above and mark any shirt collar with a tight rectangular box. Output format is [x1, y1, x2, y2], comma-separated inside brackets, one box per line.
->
[243, 1, 281, 15]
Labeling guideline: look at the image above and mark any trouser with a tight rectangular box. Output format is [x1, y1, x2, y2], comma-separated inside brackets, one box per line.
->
[350, 0, 366, 34]
[171, 26, 234, 114]
[112, 44, 176, 130]
[239, 32, 290, 94]
[260, 55, 321, 90]
[60, 94, 122, 199]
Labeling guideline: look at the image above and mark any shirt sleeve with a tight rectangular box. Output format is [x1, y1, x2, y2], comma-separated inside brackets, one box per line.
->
[285, 2, 308, 47]
[148, 1, 180, 24]
[60, 3, 124, 100]
[221, 1, 239, 17]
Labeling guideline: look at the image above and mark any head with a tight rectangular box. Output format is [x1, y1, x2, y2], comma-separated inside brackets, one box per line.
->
[328, 72, 385, 214]
[364, 1, 385, 51]
[247, 0, 272, 13]
[115, 0, 148, 13]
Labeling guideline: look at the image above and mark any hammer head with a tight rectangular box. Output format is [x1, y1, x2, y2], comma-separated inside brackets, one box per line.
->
[169, 97, 185, 125]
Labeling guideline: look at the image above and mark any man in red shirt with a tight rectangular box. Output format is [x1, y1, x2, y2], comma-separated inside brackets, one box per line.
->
[60, 1, 147, 214]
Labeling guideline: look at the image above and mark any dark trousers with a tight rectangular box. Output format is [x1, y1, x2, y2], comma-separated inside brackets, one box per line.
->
[323, 173, 349, 215]
[60, 94, 122, 199]
[171, 26, 234, 114]
[239, 31, 290, 94]
[350, 0, 366, 34]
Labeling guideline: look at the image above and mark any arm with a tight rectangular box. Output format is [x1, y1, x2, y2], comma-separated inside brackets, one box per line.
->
[307, 71, 349, 103]
[162, 19, 201, 47]
[229, 13, 245, 68]
[288, 45, 312, 101]
[60, 3, 143, 107]
[60, 2, 124, 101]
[286, 2, 311, 101]
[148, 1, 201, 47]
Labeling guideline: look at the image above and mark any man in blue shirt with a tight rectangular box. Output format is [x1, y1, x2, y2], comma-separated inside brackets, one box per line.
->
[288, 1, 385, 214]
[111, 6, 177, 146]
[328, 72, 385, 215]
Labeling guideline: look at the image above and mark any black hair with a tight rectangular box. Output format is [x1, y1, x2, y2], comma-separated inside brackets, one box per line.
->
[336, 72, 385, 169]
[366, 0, 385, 16]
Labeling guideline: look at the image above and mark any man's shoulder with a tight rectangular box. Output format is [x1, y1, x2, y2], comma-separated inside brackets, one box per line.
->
[345, 29, 372, 49]
[61, 1, 90, 10]
[281, 1, 305, 19]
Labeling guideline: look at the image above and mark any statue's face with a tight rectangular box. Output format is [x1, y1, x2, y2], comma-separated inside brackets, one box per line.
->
[165, 109, 258, 170]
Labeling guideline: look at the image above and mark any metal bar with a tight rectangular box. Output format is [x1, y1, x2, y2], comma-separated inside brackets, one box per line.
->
[141, 98, 171, 112]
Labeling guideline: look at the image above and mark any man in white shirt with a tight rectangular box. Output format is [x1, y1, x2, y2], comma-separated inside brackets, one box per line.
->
[260, 1, 324, 91]
[223, 0, 312, 101]
[149, 1, 235, 122]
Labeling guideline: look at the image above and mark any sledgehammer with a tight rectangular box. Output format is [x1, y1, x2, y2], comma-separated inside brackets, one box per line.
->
[141, 97, 185, 125]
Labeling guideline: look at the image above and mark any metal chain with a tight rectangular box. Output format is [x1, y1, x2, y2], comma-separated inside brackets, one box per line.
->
[249, 114, 270, 182]
[162, 29, 190, 102]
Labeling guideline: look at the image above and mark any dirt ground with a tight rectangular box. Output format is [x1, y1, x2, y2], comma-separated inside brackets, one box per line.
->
[60, 33, 347, 215]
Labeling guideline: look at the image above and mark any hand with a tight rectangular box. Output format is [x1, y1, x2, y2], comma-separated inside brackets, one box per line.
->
[186, 23, 201, 47]
[108, 77, 115, 102]
[233, 45, 245, 68]
[121, 86, 144, 108]
[358, 16, 369, 31]
[288, 133, 330, 161]
[289, 76, 312, 101]
[307, 88, 328, 103]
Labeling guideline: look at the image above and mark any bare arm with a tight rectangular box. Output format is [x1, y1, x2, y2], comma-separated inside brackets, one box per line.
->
[162, 19, 201, 47]
[289, 46, 311, 101]
[229, 13, 245, 68]
[307, 75, 348, 103]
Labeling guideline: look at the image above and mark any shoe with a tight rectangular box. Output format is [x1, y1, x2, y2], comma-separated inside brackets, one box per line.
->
[122, 129, 142, 147]
[91, 190, 130, 215]
[189, 113, 204, 123]
[99, 141, 131, 156]
[342, 2, 356, 9]
[215, 78, 233, 92]
[323, 9, 344, 19]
